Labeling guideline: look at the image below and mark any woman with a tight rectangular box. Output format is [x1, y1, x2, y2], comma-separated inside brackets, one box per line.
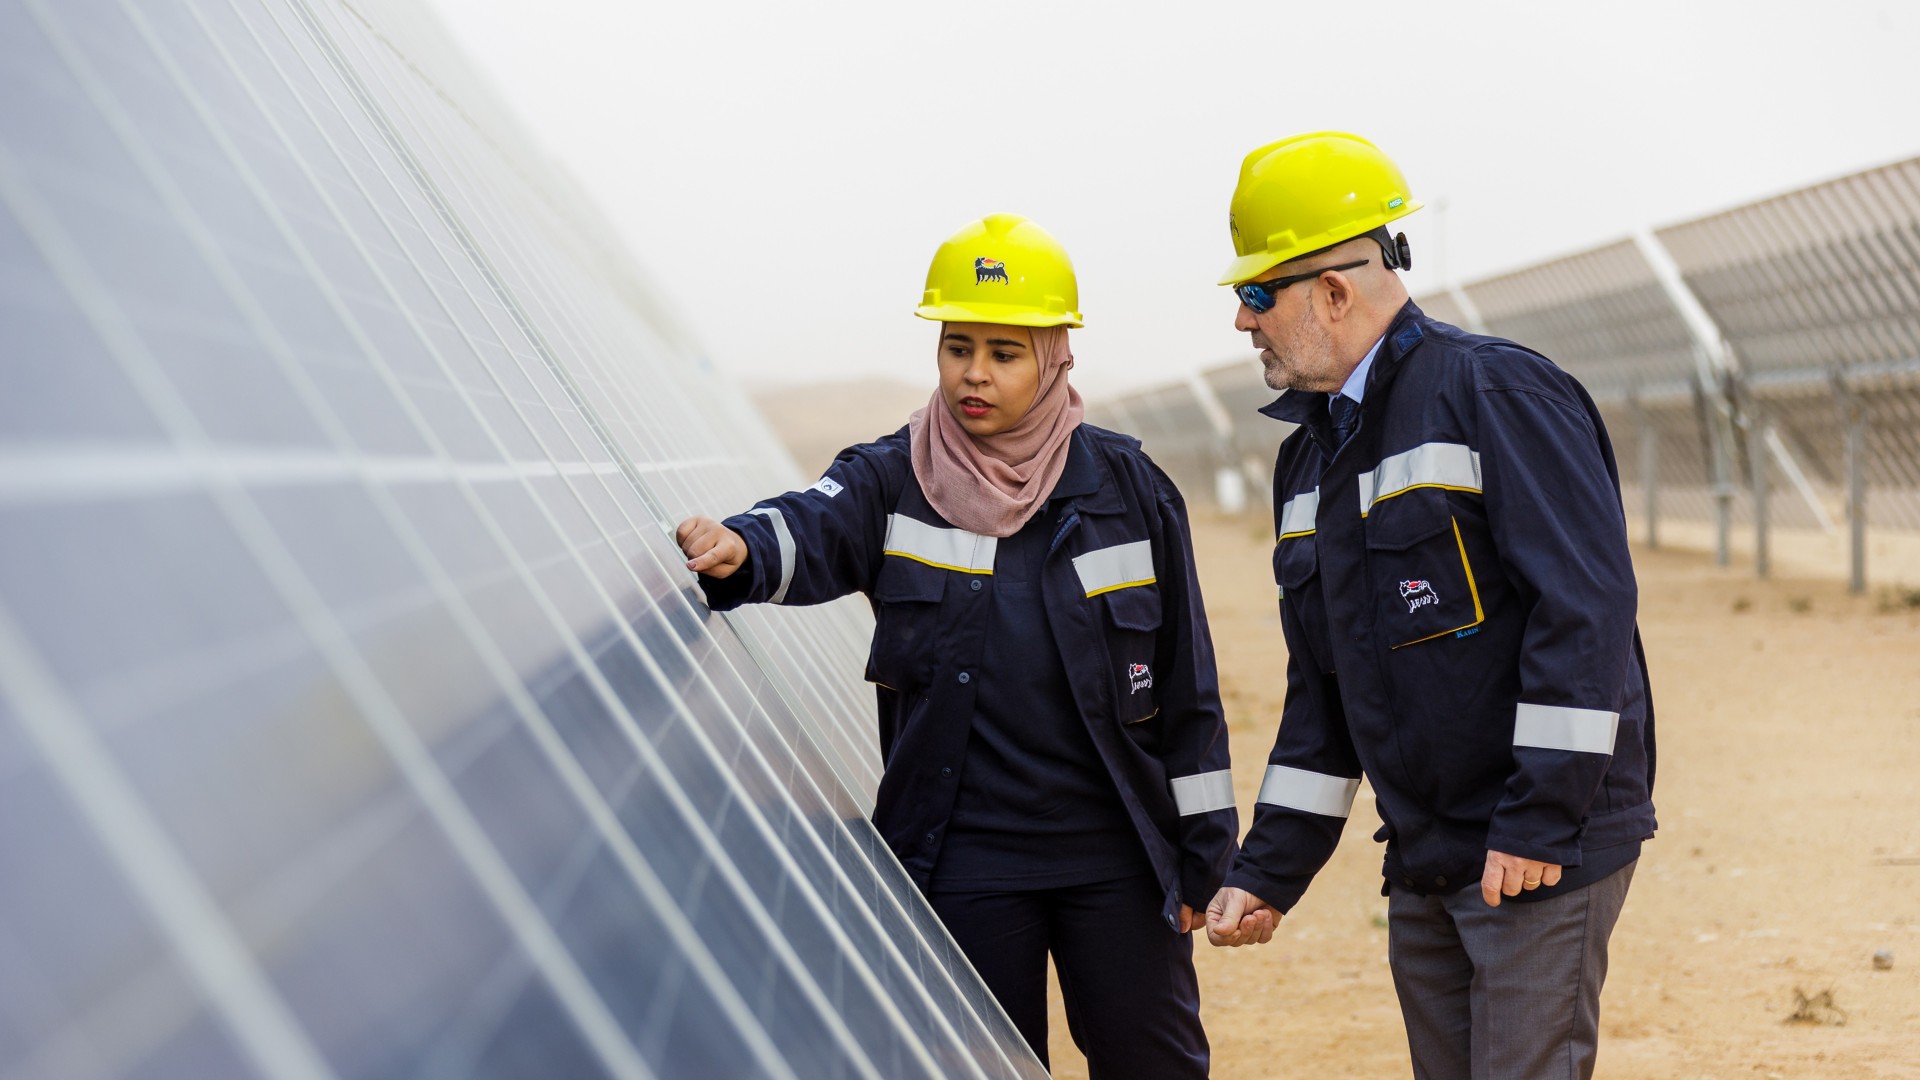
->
[675, 213, 1233, 1078]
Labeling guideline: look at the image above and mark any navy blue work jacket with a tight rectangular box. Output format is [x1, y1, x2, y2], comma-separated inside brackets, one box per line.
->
[701, 424, 1237, 929]
[1226, 302, 1657, 910]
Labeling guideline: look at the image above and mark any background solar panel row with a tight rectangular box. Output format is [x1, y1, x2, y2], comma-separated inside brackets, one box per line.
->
[0, 0, 1044, 1076]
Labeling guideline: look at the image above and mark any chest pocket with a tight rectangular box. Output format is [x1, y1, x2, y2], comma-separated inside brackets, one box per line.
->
[867, 556, 947, 691]
[1075, 539, 1162, 725]
[1275, 537, 1336, 674]
[1099, 584, 1163, 725]
[1363, 487, 1484, 649]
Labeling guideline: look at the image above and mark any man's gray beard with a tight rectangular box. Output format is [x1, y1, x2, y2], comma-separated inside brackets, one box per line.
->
[1262, 355, 1287, 392]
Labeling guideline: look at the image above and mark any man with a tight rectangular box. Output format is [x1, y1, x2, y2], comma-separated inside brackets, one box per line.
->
[1203, 132, 1656, 1080]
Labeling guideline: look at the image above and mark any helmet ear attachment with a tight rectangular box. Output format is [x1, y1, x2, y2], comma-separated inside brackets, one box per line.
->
[1370, 227, 1412, 271]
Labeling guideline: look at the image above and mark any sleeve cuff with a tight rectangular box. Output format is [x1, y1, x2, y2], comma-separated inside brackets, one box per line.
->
[1484, 831, 1584, 868]
[1221, 865, 1313, 915]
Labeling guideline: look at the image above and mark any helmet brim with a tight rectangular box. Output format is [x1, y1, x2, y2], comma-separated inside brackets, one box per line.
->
[914, 302, 1082, 328]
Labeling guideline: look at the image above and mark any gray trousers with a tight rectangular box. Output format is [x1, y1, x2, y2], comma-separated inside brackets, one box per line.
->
[1387, 861, 1636, 1080]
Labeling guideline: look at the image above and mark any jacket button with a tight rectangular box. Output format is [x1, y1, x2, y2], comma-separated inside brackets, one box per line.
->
[940, 766, 953, 778]
[970, 579, 982, 591]
[957, 672, 970, 684]
[1434, 876, 1448, 888]
[1165, 912, 1179, 930]
[1402, 877, 1415, 888]
[924, 832, 936, 846]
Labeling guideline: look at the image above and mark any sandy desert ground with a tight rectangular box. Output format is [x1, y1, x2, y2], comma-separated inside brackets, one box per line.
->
[1040, 512, 1920, 1079]
[751, 388, 1920, 1078]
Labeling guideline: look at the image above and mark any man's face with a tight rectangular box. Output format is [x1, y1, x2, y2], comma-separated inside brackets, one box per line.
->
[936, 322, 1042, 437]
[1234, 270, 1343, 393]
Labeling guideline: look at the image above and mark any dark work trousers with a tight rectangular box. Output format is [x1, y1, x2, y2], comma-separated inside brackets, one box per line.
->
[927, 873, 1208, 1079]
[1387, 861, 1637, 1080]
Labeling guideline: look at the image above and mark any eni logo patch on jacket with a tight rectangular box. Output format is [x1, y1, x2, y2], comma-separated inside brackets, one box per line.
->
[1128, 663, 1153, 694]
[1399, 578, 1438, 613]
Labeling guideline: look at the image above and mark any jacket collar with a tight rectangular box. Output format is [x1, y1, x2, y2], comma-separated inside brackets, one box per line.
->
[1257, 299, 1428, 426]
[1051, 424, 1124, 514]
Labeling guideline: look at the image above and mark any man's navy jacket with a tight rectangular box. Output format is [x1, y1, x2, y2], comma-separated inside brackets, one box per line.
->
[701, 424, 1237, 930]
[1226, 302, 1657, 909]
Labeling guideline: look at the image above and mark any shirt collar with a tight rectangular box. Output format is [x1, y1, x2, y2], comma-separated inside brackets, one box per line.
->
[1333, 333, 1386, 410]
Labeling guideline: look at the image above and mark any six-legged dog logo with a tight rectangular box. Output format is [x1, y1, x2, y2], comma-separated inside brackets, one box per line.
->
[974, 256, 1009, 284]
[1399, 579, 1438, 613]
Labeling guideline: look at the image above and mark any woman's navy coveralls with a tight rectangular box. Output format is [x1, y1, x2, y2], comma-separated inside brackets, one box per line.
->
[700, 423, 1234, 1076]
[1227, 302, 1657, 911]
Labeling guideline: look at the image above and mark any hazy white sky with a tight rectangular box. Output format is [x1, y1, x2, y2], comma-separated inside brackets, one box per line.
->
[425, 0, 1919, 396]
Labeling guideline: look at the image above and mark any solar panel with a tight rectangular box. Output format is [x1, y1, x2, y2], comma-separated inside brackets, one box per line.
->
[0, 0, 1044, 1076]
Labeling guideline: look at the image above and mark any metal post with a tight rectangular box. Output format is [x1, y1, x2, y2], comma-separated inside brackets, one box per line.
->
[1839, 382, 1867, 594]
[1697, 376, 1733, 568]
[1750, 419, 1770, 578]
[1634, 395, 1658, 548]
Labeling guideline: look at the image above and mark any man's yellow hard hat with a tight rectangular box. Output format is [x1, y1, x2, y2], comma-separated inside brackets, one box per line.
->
[1219, 132, 1422, 286]
[916, 213, 1083, 328]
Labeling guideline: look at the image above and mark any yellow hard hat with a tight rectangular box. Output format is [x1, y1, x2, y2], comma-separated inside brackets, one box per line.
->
[1218, 132, 1422, 286]
[915, 213, 1082, 328]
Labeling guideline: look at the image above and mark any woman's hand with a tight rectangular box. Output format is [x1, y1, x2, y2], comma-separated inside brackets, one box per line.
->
[676, 516, 748, 578]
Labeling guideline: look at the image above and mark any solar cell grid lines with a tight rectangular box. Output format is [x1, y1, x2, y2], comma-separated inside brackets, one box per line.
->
[0, 0, 1044, 1077]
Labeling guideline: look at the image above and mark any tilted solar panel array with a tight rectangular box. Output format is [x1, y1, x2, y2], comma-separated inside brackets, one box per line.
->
[0, 0, 1044, 1077]
[1655, 160, 1920, 531]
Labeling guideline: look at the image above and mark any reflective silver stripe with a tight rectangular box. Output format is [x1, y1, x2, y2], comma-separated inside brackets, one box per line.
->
[882, 513, 997, 573]
[747, 507, 795, 603]
[1358, 442, 1482, 514]
[1170, 769, 1236, 816]
[1278, 487, 1319, 538]
[1256, 765, 1361, 818]
[1072, 540, 1155, 597]
[1513, 703, 1619, 755]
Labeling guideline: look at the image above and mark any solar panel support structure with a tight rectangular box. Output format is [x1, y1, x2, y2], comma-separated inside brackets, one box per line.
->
[1750, 418, 1771, 578]
[1631, 393, 1658, 548]
[1446, 283, 1490, 335]
[1835, 376, 1868, 594]
[1185, 371, 1245, 513]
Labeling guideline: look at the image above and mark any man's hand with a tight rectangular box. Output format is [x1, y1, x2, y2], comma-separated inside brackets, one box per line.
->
[675, 516, 748, 579]
[1175, 904, 1201, 934]
[1205, 886, 1278, 947]
[1481, 849, 1562, 906]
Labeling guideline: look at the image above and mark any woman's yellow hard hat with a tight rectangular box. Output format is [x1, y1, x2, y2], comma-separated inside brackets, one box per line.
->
[1219, 131, 1422, 286]
[916, 213, 1083, 328]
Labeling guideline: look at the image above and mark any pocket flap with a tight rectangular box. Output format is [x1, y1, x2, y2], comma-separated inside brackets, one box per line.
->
[874, 555, 948, 603]
[1363, 488, 1453, 551]
[1275, 537, 1320, 589]
[1103, 584, 1162, 631]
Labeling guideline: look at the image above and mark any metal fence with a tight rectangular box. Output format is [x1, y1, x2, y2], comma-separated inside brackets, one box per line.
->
[1089, 156, 1920, 591]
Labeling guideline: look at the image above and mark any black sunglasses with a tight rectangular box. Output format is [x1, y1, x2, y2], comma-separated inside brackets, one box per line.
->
[1234, 259, 1370, 314]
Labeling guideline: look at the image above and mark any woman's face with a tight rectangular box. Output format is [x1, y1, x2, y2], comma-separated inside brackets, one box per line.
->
[936, 322, 1042, 437]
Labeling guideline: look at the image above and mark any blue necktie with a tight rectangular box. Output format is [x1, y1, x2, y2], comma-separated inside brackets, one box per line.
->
[1330, 394, 1360, 449]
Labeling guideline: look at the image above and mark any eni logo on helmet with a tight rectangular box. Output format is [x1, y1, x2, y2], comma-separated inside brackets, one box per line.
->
[974, 257, 1009, 284]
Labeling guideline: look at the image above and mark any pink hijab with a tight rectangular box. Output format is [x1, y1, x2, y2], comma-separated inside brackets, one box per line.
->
[908, 325, 1085, 538]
